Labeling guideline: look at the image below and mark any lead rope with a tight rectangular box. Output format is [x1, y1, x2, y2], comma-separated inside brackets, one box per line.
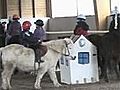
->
[64, 41, 71, 56]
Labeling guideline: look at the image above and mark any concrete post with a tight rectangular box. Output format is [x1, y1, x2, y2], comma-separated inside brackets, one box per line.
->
[21, 0, 33, 18]
[34, 0, 46, 17]
[6, 0, 19, 18]
[93, 0, 110, 30]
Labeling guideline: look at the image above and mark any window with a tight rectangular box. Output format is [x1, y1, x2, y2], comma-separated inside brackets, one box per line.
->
[77, 0, 95, 15]
[78, 52, 89, 64]
[51, 0, 95, 17]
[110, 0, 120, 13]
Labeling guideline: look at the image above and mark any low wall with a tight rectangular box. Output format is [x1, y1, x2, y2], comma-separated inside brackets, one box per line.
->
[1, 15, 112, 40]
[47, 15, 97, 39]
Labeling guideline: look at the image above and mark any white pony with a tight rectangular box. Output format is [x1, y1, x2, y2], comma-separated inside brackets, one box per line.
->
[0, 38, 74, 89]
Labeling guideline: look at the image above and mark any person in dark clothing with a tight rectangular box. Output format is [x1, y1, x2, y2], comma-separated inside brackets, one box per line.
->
[74, 14, 89, 36]
[7, 14, 22, 45]
[109, 6, 120, 31]
[21, 20, 44, 63]
[34, 19, 46, 41]
[0, 22, 6, 47]
[33, 19, 47, 63]
[21, 21, 39, 47]
[7, 16, 12, 31]
[109, 14, 120, 32]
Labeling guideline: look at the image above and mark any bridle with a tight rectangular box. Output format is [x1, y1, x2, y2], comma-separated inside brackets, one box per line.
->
[48, 39, 76, 60]
[63, 40, 76, 60]
[48, 40, 71, 56]
[63, 40, 71, 56]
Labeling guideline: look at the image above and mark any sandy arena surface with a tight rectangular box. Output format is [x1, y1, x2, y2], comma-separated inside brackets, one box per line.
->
[0, 69, 120, 90]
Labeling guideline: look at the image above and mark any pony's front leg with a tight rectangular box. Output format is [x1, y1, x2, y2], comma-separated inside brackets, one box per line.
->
[48, 67, 62, 87]
[34, 68, 47, 89]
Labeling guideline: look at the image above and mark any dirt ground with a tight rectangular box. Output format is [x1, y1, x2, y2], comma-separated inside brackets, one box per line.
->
[0, 69, 120, 90]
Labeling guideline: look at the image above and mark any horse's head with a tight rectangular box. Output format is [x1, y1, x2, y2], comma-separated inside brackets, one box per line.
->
[63, 38, 76, 60]
[64, 38, 74, 47]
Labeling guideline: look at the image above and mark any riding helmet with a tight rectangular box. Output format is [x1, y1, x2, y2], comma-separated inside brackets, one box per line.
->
[22, 21, 32, 31]
[34, 19, 44, 26]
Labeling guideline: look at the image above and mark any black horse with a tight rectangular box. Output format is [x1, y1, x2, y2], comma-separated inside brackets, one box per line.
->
[87, 32, 120, 82]
[99, 14, 120, 81]
[86, 34, 103, 78]
[99, 31, 120, 81]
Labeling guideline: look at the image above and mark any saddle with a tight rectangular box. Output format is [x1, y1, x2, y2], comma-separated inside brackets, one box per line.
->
[37, 44, 47, 57]
[22, 42, 47, 57]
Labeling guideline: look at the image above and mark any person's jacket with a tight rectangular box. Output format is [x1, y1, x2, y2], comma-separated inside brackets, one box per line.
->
[109, 17, 120, 32]
[21, 31, 38, 47]
[33, 27, 46, 42]
[7, 20, 22, 36]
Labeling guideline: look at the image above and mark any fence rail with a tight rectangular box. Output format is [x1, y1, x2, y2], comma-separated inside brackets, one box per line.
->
[46, 30, 109, 34]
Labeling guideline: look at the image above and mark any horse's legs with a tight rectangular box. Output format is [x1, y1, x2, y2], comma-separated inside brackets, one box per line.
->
[113, 60, 120, 79]
[1, 63, 15, 89]
[101, 56, 109, 82]
[48, 67, 61, 87]
[98, 56, 104, 79]
[34, 67, 47, 89]
[99, 56, 107, 80]
[108, 57, 120, 80]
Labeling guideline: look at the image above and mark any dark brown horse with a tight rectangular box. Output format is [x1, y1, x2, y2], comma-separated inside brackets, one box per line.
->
[99, 14, 120, 81]
[87, 30, 120, 82]
[98, 31, 120, 81]
[86, 34, 103, 78]
[87, 14, 120, 82]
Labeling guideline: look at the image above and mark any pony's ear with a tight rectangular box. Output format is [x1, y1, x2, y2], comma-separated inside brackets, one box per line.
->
[64, 38, 73, 44]
[63, 38, 71, 42]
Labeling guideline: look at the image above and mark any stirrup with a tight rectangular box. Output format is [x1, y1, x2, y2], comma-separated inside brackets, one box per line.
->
[38, 59, 44, 63]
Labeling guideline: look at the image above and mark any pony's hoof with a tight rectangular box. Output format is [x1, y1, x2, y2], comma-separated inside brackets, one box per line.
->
[54, 83, 62, 87]
[1, 84, 10, 90]
[105, 79, 109, 82]
[34, 84, 41, 89]
[1, 86, 9, 90]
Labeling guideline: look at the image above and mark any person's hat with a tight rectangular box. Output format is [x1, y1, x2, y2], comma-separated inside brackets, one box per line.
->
[34, 19, 44, 26]
[77, 14, 86, 20]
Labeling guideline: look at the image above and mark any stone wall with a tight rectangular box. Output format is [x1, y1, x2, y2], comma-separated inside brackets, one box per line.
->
[35, 0, 46, 17]
[6, 0, 47, 18]
[7, 0, 19, 17]
[21, 0, 33, 18]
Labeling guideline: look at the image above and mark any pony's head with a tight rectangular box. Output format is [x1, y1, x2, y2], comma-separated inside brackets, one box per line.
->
[64, 38, 74, 47]
[62, 38, 74, 57]
[44, 38, 74, 56]
[63, 38, 76, 60]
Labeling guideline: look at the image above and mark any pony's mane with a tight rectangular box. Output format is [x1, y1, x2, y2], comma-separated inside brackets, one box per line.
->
[43, 39, 66, 53]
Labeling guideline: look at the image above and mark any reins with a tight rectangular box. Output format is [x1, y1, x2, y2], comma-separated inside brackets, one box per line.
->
[63, 40, 71, 56]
